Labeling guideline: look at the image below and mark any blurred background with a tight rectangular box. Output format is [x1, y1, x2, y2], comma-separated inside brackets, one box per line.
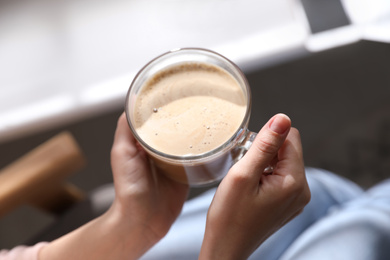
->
[1, 0, 389, 249]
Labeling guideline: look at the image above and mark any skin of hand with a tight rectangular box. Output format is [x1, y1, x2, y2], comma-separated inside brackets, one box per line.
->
[39, 113, 189, 260]
[199, 114, 311, 260]
[109, 112, 189, 244]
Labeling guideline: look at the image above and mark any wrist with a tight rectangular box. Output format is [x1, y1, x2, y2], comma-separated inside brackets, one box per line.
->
[39, 204, 160, 260]
[105, 202, 160, 256]
[199, 231, 248, 260]
[200, 220, 267, 260]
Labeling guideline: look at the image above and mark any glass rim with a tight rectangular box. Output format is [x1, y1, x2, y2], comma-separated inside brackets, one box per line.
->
[125, 47, 252, 162]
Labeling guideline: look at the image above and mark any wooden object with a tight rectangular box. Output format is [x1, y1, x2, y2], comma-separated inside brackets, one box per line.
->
[0, 131, 86, 217]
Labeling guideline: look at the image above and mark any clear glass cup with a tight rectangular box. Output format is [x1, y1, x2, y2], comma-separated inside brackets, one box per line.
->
[125, 48, 257, 186]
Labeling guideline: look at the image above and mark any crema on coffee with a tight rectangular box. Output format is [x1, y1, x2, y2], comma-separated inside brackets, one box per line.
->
[133, 63, 246, 156]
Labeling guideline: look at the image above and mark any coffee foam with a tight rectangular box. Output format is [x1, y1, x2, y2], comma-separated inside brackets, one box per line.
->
[133, 63, 246, 156]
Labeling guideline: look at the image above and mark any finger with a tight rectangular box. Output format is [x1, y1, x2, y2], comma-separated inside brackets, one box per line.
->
[272, 128, 310, 205]
[111, 113, 152, 186]
[237, 114, 291, 179]
[111, 113, 144, 171]
[274, 128, 304, 179]
[111, 112, 141, 163]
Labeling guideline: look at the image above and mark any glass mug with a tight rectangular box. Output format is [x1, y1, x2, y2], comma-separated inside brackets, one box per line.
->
[125, 48, 260, 186]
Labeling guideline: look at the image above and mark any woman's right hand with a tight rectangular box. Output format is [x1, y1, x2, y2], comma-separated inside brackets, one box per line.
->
[199, 114, 311, 260]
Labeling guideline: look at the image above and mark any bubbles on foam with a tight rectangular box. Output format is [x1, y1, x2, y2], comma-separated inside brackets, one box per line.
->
[132, 62, 246, 156]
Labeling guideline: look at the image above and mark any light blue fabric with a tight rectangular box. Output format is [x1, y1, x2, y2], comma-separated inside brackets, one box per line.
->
[141, 168, 390, 260]
[280, 178, 390, 260]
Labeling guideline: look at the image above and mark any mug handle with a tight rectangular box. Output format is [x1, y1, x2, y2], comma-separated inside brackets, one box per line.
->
[234, 129, 274, 174]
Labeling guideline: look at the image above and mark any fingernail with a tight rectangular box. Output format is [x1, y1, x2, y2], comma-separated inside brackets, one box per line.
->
[269, 114, 291, 134]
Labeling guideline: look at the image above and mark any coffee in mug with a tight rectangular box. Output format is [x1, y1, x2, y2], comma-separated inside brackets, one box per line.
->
[126, 48, 256, 186]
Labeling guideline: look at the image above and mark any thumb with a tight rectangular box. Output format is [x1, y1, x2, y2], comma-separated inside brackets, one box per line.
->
[235, 114, 291, 178]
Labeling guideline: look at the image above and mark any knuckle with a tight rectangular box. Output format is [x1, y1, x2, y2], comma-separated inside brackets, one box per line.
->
[110, 146, 120, 162]
[290, 127, 300, 135]
[283, 176, 309, 199]
[226, 167, 252, 187]
[255, 137, 280, 156]
[284, 179, 301, 195]
[111, 143, 126, 159]
[290, 128, 302, 142]
[289, 181, 311, 206]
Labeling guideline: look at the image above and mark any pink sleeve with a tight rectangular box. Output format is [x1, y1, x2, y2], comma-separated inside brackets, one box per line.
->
[0, 242, 49, 260]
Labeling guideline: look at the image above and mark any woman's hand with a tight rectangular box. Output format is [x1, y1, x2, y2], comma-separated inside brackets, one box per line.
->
[109, 112, 189, 250]
[40, 113, 189, 260]
[199, 114, 311, 260]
